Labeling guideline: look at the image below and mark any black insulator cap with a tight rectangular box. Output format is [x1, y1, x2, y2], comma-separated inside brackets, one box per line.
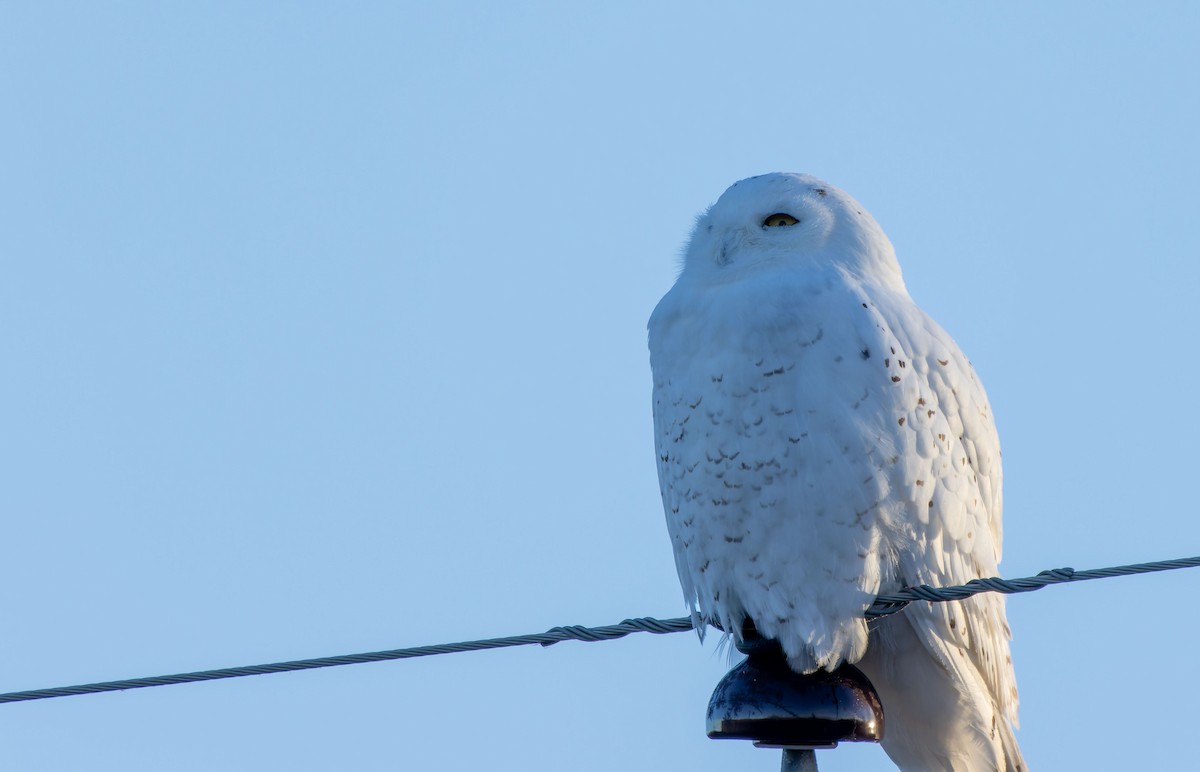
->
[705, 624, 884, 749]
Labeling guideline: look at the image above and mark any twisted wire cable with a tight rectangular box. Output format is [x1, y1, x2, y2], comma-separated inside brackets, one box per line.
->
[863, 554, 1200, 617]
[1, 555, 1196, 705]
[0, 617, 693, 705]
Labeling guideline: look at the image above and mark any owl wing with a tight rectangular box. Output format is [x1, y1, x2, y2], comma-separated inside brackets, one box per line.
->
[873, 289, 1019, 726]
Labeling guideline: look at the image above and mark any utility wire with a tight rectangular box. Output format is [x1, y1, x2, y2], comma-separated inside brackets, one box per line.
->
[864, 554, 1200, 617]
[0, 617, 693, 705]
[2, 554, 1197, 706]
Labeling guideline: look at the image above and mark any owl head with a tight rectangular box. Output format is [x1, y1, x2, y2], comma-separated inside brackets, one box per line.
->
[679, 173, 905, 291]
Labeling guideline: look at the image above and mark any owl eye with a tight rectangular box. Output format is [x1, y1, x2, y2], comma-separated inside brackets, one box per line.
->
[762, 213, 799, 227]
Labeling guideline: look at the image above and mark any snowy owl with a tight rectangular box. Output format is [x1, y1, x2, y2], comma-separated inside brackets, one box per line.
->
[649, 174, 1022, 771]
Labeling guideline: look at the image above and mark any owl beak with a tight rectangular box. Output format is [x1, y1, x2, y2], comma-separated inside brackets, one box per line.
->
[717, 229, 745, 267]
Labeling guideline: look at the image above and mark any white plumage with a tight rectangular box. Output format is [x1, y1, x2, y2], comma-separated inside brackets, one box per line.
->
[649, 174, 1023, 771]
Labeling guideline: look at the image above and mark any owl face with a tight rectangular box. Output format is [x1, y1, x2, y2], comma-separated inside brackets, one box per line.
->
[679, 173, 904, 291]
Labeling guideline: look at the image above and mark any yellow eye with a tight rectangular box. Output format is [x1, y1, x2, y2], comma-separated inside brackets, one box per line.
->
[763, 213, 799, 227]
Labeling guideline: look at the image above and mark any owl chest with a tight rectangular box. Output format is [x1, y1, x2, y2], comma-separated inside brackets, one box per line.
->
[654, 321, 889, 536]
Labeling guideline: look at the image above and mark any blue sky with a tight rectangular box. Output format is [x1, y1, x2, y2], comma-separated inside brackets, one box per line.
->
[2, 3, 1198, 770]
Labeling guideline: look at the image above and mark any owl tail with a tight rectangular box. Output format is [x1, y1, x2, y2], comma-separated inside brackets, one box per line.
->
[856, 611, 1026, 772]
